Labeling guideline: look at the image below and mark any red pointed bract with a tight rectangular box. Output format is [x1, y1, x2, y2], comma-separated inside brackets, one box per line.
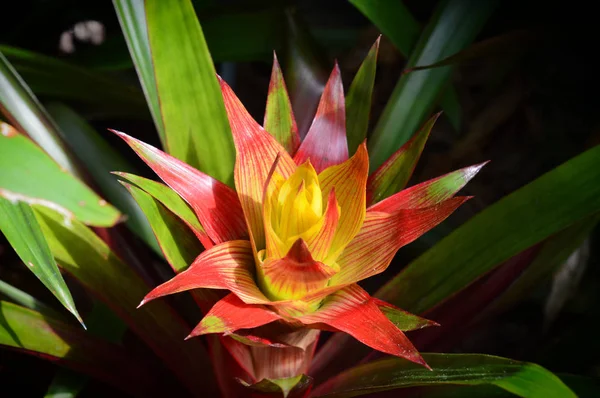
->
[112, 130, 247, 244]
[332, 197, 472, 286]
[298, 285, 427, 367]
[219, 77, 297, 252]
[294, 63, 349, 173]
[188, 294, 281, 337]
[369, 162, 487, 212]
[140, 240, 269, 307]
[262, 239, 337, 300]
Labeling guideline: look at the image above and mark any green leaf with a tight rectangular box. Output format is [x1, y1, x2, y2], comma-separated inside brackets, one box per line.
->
[0, 301, 173, 396]
[377, 144, 600, 313]
[349, 0, 462, 134]
[122, 183, 202, 273]
[346, 37, 379, 155]
[378, 304, 438, 332]
[264, 54, 299, 154]
[0, 198, 83, 326]
[367, 113, 439, 203]
[0, 278, 62, 318]
[368, 0, 497, 170]
[45, 102, 160, 253]
[113, 172, 205, 237]
[113, 0, 166, 145]
[0, 51, 81, 176]
[0, 123, 121, 227]
[32, 205, 218, 396]
[146, 0, 235, 183]
[0, 45, 149, 119]
[312, 354, 575, 398]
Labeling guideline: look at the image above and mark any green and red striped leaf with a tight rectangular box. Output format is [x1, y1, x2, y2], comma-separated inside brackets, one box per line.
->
[294, 64, 349, 173]
[299, 285, 426, 367]
[219, 77, 296, 251]
[114, 130, 247, 244]
[369, 162, 487, 212]
[312, 353, 575, 398]
[114, 171, 210, 247]
[189, 294, 281, 337]
[141, 240, 268, 306]
[264, 53, 300, 155]
[346, 37, 380, 155]
[367, 113, 440, 205]
[332, 197, 470, 286]
[0, 123, 120, 227]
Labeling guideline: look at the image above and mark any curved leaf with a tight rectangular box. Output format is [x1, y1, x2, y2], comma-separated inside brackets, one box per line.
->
[145, 0, 235, 183]
[0, 199, 82, 325]
[368, 0, 497, 170]
[0, 45, 148, 119]
[32, 205, 218, 396]
[0, 52, 81, 176]
[0, 123, 120, 227]
[46, 103, 159, 252]
[0, 301, 174, 397]
[312, 354, 575, 398]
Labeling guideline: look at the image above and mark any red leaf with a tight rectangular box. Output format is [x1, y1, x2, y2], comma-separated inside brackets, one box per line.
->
[297, 285, 427, 367]
[188, 294, 281, 337]
[332, 197, 471, 286]
[261, 239, 337, 300]
[369, 162, 487, 213]
[219, 77, 297, 252]
[294, 63, 349, 173]
[113, 130, 247, 244]
[140, 240, 269, 306]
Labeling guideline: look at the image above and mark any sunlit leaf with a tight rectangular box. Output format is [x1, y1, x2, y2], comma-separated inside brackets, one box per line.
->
[145, 0, 235, 184]
[0, 122, 120, 227]
[32, 205, 218, 396]
[0, 198, 83, 326]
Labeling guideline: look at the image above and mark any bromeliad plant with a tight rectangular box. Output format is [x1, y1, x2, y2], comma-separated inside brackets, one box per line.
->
[0, 0, 596, 397]
[117, 61, 475, 379]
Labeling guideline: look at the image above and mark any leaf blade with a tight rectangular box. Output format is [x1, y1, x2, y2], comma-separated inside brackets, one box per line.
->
[312, 354, 575, 398]
[0, 199, 82, 325]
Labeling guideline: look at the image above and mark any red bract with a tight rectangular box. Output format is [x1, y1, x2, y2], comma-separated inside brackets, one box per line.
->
[116, 48, 484, 391]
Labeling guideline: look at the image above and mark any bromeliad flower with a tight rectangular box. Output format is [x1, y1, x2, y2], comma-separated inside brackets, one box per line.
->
[115, 51, 484, 372]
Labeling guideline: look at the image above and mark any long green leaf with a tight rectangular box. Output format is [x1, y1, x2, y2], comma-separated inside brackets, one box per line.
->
[113, 0, 166, 144]
[346, 38, 379, 155]
[0, 52, 81, 176]
[114, 172, 205, 236]
[349, 0, 462, 133]
[32, 205, 218, 396]
[145, 0, 235, 183]
[312, 354, 575, 398]
[45, 102, 159, 253]
[123, 183, 202, 273]
[378, 144, 600, 313]
[0, 45, 148, 119]
[368, 0, 497, 170]
[0, 301, 174, 397]
[0, 123, 120, 227]
[0, 198, 82, 325]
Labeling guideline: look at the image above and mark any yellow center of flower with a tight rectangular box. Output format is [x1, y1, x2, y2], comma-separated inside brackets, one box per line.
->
[257, 161, 341, 302]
